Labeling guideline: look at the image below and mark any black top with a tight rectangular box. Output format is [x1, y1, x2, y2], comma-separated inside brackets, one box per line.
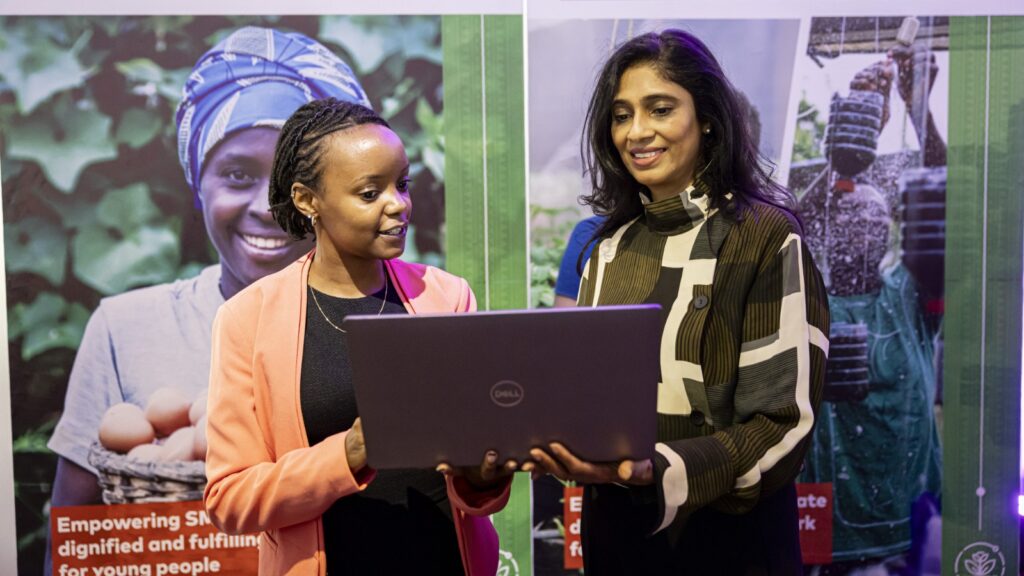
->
[300, 276, 462, 575]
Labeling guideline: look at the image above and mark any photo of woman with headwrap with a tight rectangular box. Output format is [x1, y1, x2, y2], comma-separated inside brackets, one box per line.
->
[0, 15, 450, 574]
[45, 25, 372, 510]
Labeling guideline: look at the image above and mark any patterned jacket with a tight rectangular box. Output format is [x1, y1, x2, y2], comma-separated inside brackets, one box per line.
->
[579, 192, 830, 533]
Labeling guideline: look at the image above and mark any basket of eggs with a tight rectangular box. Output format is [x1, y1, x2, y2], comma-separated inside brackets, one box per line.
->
[88, 387, 209, 504]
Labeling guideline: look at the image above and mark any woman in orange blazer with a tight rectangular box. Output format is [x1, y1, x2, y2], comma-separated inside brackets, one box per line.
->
[204, 98, 512, 576]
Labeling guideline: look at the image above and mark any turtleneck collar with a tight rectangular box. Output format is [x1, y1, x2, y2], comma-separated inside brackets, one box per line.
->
[641, 178, 715, 235]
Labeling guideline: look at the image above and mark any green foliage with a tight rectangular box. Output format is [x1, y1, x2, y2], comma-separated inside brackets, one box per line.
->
[115, 108, 163, 149]
[115, 59, 191, 103]
[0, 22, 95, 114]
[319, 15, 442, 74]
[72, 225, 181, 294]
[792, 94, 827, 163]
[9, 293, 89, 361]
[529, 205, 581, 308]
[0, 16, 445, 569]
[6, 95, 118, 192]
[11, 420, 57, 454]
[415, 98, 445, 182]
[96, 183, 161, 231]
[4, 215, 68, 285]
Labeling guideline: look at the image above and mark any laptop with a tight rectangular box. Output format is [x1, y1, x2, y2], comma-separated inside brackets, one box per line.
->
[343, 304, 661, 469]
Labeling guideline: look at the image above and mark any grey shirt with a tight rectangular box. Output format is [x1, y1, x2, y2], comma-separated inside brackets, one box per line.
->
[48, 265, 224, 473]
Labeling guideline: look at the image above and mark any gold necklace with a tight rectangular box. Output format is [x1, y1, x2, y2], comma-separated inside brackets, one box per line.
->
[308, 277, 388, 334]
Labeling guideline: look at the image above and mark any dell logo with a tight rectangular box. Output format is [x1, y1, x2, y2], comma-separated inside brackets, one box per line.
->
[490, 380, 524, 407]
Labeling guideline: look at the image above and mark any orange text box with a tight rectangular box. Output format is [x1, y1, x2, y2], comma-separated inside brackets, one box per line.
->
[563, 485, 584, 570]
[51, 500, 257, 576]
[796, 482, 833, 565]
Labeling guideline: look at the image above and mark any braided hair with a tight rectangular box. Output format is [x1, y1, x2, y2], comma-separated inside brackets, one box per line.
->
[269, 97, 390, 239]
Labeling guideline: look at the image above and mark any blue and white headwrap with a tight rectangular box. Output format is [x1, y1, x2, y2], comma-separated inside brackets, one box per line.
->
[176, 27, 370, 198]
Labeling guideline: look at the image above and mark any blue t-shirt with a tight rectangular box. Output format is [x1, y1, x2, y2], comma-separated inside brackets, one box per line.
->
[555, 216, 606, 299]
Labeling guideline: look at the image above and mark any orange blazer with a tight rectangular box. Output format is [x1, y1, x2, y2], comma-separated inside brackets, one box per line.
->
[204, 252, 511, 576]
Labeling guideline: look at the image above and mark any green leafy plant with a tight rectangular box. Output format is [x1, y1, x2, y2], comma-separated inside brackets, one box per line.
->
[530, 205, 582, 308]
[792, 94, 827, 163]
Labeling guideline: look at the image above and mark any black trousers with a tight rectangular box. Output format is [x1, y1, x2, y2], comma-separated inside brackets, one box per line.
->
[581, 482, 802, 575]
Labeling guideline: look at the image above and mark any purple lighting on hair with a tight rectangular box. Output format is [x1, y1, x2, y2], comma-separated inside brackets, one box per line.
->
[1018, 495, 1024, 516]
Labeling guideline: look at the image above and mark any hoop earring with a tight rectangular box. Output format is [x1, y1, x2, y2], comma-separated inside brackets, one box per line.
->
[310, 214, 318, 228]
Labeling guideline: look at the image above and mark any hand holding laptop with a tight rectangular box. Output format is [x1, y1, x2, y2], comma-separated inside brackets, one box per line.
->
[523, 442, 654, 485]
[351, 416, 518, 488]
[345, 418, 368, 473]
[435, 450, 518, 488]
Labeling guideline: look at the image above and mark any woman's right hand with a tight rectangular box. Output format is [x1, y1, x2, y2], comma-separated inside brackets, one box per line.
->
[345, 417, 367, 473]
[522, 443, 653, 486]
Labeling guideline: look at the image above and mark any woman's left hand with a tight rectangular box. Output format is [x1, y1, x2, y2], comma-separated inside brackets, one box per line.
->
[523, 442, 654, 486]
[436, 451, 518, 488]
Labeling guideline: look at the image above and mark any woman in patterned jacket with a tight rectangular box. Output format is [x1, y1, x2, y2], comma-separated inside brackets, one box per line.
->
[525, 29, 830, 575]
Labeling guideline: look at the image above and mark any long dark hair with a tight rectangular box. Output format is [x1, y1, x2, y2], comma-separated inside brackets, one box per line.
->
[269, 97, 390, 240]
[581, 29, 794, 240]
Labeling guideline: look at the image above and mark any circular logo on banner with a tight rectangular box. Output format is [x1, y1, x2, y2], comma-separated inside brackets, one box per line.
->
[496, 549, 520, 576]
[490, 381, 524, 407]
[954, 541, 1005, 576]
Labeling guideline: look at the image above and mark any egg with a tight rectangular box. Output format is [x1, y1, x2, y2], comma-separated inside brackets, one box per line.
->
[145, 387, 192, 437]
[159, 426, 197, 461]
[126, 442, 163, 462]
[189, 392, 207, 426]
[193, 415, 208, 461]
[98, 403, 155, 453]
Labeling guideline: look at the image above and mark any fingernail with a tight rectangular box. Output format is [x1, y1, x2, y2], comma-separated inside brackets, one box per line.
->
[486, 452, 497, 464]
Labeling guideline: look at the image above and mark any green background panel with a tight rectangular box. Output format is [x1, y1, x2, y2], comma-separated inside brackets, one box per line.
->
[944, 15, 1024, 574]
[443, 14, 531, 576]
[443, 15, 527, 312]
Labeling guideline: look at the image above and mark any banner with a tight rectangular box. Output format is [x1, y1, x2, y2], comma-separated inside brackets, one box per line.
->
[525, 10, 1018, 576]
[0, 12, 532, 575]
[442, 14, 532, 574]
[561, 485, 583, 570]
[942, 16, 1024, 576]
[789, 15, 947, 573]
[2, 3, 1022, 576]
[51, 501, 258, 576]
[797, 482, 834, 565]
